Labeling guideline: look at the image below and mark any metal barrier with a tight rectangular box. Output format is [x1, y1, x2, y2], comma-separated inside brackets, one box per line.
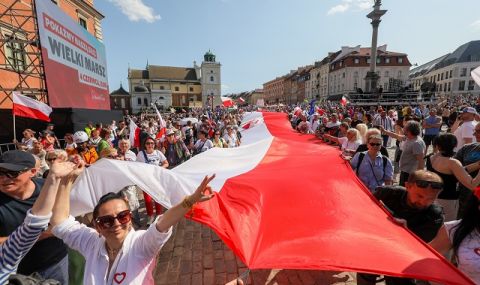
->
[0, 139, 66, 155]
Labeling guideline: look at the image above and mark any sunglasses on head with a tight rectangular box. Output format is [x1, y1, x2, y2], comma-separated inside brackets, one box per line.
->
[369, 143, 381, 147]
[95, 209, 132, 229]
[0, 169, 27, 179]
[415, 179, 443, 190]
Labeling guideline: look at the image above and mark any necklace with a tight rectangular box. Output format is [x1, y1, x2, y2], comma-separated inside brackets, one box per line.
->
[106, 244, 121, 256]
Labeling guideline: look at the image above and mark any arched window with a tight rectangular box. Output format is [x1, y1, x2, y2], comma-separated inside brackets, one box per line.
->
[210, 76, 214, 82]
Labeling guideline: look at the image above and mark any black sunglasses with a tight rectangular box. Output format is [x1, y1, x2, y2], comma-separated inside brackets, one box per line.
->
[0, 169, 28, 179]
[415, 180, 443, 190]
[369, 143, 381, 147]
[95, 209, 132, 229]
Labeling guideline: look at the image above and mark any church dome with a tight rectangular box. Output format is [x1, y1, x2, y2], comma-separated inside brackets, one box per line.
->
[204, 50, 216, 62]
[134, 85, 149, 92]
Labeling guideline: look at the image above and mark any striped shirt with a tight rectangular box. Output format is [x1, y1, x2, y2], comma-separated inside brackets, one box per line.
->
[0, 210, 51, 284]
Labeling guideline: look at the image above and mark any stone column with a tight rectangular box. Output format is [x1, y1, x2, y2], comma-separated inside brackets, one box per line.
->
[365, 0, 387, 93]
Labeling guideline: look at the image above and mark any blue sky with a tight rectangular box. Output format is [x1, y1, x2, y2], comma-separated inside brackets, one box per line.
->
[96, 0, 480, 94]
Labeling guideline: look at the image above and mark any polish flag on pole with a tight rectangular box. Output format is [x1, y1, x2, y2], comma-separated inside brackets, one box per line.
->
[71, 112, 474, 285]
[221, 96, 234, 107]
[238, 97, 245, 104]
[340, 95, 349, 106]
[152, 104, 166, 139]
[128, 119, 141, 148]
[12, 92, 52, 122]
[472, 66, 480, 87]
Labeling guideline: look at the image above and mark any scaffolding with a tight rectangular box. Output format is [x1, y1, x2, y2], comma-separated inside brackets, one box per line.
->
[0, 0, 47, 106]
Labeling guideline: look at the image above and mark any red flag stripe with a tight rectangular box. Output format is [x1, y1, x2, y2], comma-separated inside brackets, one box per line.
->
[13, 104, 51, 122]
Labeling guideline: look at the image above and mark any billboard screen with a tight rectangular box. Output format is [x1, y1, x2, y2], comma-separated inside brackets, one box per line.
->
[36, 0, 110, 110]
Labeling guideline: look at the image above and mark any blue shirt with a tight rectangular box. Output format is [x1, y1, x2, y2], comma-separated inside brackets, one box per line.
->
[424, 115, 441, 136]
[351, 152, 394, 193]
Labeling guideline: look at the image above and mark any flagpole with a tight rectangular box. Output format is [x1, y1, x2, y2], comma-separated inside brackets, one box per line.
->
[13, 113, 16, 143]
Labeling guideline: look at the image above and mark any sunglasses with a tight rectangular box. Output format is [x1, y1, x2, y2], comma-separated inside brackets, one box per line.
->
[95, 209, 132, 229]
[145, 142, 155, 145]
[215, 133, 220, 135]
[415, 180, 443, 190]
[46, 156, 57, 162]
[369, 143, 382, 147]
[0, 169, 28, 179]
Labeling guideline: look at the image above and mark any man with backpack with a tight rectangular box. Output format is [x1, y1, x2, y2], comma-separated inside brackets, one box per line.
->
[350, 135, 393, 193]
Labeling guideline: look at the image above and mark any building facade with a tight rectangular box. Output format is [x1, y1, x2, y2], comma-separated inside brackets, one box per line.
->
[328, 45, 411, 96]
[128, 51, 221, 113]
[0, 0, 104, 109]
[263, 76, 286, 105]
[409, 41, 480, 96]
[109, 84, 131, 114]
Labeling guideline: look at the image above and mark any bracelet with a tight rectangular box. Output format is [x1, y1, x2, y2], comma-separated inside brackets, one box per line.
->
[181, 196, 195, 209]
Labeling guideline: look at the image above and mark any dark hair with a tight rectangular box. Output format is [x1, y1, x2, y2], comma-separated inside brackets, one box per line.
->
[93, 192, 129, 220]
[451, 194, 480, 259]
[404, 121, 421, 136]
[142, 136, 155, 148]
[435, 133, 457, 157]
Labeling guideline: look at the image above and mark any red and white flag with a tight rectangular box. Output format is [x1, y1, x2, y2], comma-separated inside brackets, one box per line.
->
[152, 104, 166, 139]
[472, 66, 480, 87]
[12, 91, 52, 122]
[221, 96, 234, 107]
[340, 95, 349, 106]
[128, 119, 141, 148]
[71, 112, 474, 285]
[238, 97, 245, 104]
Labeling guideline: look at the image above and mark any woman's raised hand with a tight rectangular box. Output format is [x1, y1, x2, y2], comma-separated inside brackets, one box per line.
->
[190, 174, 216, 204]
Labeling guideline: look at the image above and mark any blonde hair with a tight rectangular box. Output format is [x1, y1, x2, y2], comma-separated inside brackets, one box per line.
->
[45, 149, 68, 162]
[355, 123, 368, 143]
[347, 128, 360, 142]
[100, 147, 118, 159]
[365, 128, 381, 143]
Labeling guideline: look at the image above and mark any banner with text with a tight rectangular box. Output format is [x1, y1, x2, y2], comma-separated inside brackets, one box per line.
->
[36, 0, 110, 110]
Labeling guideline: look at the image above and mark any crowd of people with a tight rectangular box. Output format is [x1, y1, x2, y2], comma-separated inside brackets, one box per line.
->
[1, 98, 480, 284]
[289, 96, 480, 284]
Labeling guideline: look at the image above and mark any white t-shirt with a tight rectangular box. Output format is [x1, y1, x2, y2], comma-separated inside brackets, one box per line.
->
[445, 220, 480, 284]
[454, 121, 477, 152]
[340, 139, 361, 152]
[136, 150, 167, 166]
[122, 150, 137, 161]
[223, 133, 238, 148]
[194, 139, 214, 153]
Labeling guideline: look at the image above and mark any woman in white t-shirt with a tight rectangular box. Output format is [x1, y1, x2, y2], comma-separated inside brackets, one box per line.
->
[430, 193, 480, 284]
[324, 128, 362, 156]
[136, 137, 169, 224]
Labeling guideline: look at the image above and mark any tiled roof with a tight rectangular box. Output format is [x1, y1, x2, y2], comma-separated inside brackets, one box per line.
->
[129, 66, 198, 81]
[110, 85, 129, 96]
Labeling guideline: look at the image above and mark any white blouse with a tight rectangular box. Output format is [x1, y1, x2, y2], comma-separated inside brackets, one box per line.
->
[53, 216, 172, 285]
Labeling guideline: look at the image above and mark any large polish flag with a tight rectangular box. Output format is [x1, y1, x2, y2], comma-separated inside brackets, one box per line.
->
[70, 112, 473, 284]
[12, 91, 52, 122]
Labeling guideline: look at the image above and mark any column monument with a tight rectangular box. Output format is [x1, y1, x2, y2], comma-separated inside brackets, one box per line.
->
[364, 0, 387, 93]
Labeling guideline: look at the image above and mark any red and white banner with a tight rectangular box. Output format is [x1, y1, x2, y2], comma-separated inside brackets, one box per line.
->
[35, 0, 109, 110]
[71, 112, 474, 284]
[128, 119, 140, 148]
[12, 92, 52, 122]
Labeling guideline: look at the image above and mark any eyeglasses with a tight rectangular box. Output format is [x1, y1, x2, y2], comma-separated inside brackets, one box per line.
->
[145, 142, 155, 145]
[414, 180, 443, 190]
[0, 169, 27, 179]
[95, 209, 132, 229]
[369, 143, 382, 147]
[215, 133, 220, 136]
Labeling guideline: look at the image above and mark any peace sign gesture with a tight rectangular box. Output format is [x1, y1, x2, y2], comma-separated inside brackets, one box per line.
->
[190, 174, 216, 204]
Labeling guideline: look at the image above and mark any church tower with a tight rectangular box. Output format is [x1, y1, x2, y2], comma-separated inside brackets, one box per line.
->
[201, 50, 221, 108]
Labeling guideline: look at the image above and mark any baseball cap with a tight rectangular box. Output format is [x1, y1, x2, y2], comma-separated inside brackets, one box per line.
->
[0, 150, 36, 171]
[463, 107, 478, 115]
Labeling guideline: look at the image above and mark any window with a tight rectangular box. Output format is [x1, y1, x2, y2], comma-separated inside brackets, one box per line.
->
[385, 58, 390, 64]
[339, 61, 343, 67]
[445, 71, 448, 79]
[354, 71, 359, 78]
[376, 57, 381, 64]
[459, 81, 466, 91]
[398, 57, 403, 64]
[449, 70, 453, 78]
[143, 98, 148, 106]
[174, 86, 179, 91]
[137, 98, 141, 105]
[444, 83, 447, 92]
[468, 80, 475, 91]
[342, 72, 345, 78]
[384, 71, 389, 77]
[460, 68, 467, 77]
[354, 83, 358, 90]
[121, 98, 125, 108]
[397, 71, 402, 78]
[210, 70, 213, 73]
[3, 33, 27, 72]
[79, 18, 87, 29]
[437, 74, 440, 81]
[189, 87, 194, 92]
[448, 82, 451, 92]
[367, 58, 371, 64]
[441, 73, 444, 81]
[160, 86, 164, 90]
[354, 58, 359, 64]
[439, 84, 442, 92]
[210, 76, 214, 82]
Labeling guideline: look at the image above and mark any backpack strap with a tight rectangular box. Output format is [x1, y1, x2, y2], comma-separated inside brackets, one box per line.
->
[355, 152, 366, 175]
[141, 150, 151, 163]
[382, 155, 388, 172]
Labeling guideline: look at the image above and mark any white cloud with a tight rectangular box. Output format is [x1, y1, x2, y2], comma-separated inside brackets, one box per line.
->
[108, 0, 161, 23]
[327, 3, 350, 15]
[471, 20, 480, 30]
[327, 0, 373, 16]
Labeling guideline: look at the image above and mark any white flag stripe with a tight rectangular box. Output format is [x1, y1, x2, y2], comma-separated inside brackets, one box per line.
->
[12, 92, 52, 115]
[472, 66, 480, 87]
[70, 112, 273, 216]
[152, 104, 166, 128]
